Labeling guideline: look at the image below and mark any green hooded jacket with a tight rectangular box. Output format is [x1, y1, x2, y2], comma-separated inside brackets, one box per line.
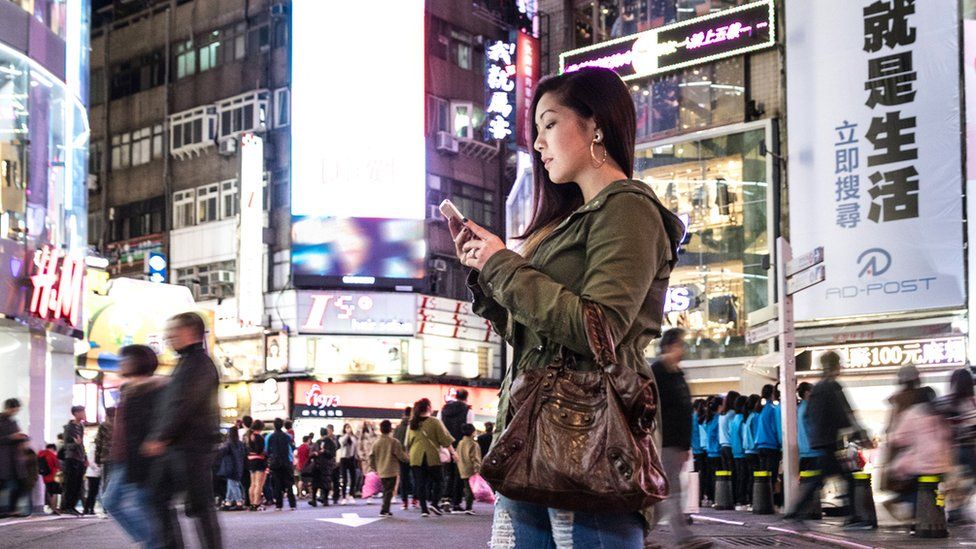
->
[467, 179, 684, 443]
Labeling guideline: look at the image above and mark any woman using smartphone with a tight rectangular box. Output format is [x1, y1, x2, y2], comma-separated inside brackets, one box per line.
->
[450, 67, 685, 547]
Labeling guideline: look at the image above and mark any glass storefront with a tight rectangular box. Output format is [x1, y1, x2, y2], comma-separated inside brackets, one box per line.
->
[635, 125, 771, 359]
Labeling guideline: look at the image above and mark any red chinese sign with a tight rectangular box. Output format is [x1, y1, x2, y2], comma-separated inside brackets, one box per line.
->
[29, 246, 85, 327]
[516, 31, 540, 151]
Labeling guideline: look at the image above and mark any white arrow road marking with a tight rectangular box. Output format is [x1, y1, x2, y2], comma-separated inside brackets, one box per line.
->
[316, 513, 386, 527]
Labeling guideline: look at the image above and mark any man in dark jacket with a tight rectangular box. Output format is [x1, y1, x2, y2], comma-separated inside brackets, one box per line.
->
[649, 328, 712, 549]
[439, 389, 473, 512]
[142, 312, 222, 549]
[477, 422, 493, 458]
[393, 407, 413, 508]
[785, 351, 869, 527]
[267, 418, 296, 510]
[60, 405, 87, 515]
[308, 427, 336, 507]
[0, 398, 28, 517]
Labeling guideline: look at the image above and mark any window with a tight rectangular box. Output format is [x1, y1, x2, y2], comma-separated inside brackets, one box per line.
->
[199, 40, 220, 72]
[90, 69, 104, 105]
[429, 16, 449, 59]
[111, 133, 131, 169]
[175, 260, 236, 300]
[221, 179, 239, 219]
[89, 140, 104, 174]
[451, 101, 475, 139]
[234, 23, 246, 59]
[169, 106, 217, 158]
[152, 124, 164, 159]
[176, 41, 196, 79]
[131, 127, 151, 166]
[216, 90, 269, 140]
[427, 96, 450, 135]
[429, 178, 498, 233]
[108, 196, 164, 243]
[451, 30, 473, 70]
[174, 189, 195, 229]
[273, 87, 290, 128]
[88, 212, 102, 245]
[196, 183, 219, 224]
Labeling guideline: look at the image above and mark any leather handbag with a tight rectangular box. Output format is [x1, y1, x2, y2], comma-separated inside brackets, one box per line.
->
[481, 301, 668, 513]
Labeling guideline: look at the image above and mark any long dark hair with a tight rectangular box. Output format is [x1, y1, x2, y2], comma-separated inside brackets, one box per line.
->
[409, 398, 432, 430]
[721, 391, 741, 415]
[949, 368, 975, 402]
[746, 394, 762, 417]
[519, 67, 636, 255]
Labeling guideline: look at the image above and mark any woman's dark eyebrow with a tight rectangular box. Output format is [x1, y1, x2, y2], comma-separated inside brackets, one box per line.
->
[535, 109, 557, 126]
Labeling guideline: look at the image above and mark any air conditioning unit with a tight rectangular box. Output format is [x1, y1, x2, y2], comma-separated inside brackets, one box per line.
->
[209, 270, 235, 285]
[436, 131, 459, 154]
[433, 258, 448, 272]
[428, 205, 444, 220]
[218, 138, 237, 156]
[86, 174, 99, 192]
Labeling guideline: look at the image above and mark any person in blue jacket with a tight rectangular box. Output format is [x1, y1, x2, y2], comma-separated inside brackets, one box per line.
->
[691, 399, 706, 476]
[729, 395, 748, 509]
[797, 382, 823, 473]
[704, 397, 722, 505]
[742, 394, 761, 508]
[754, 384, 783, 504]
[718, 391, 740, 472]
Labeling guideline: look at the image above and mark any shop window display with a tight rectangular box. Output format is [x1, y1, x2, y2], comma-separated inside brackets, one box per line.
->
[635, 128, 769, 359]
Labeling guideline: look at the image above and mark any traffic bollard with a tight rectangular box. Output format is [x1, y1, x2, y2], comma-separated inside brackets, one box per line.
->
[851, 472, 877, 528]
[915, 475, 948, 538]
[752, 471, 773, 515]
[714, 470, 734, 510]
[798, 470, 822, 520]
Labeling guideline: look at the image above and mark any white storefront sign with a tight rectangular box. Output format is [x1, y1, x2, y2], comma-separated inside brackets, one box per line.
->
[785, 0, 964, 321]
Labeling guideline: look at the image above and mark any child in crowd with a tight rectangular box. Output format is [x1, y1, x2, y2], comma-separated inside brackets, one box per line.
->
[455, 424, 482, 515]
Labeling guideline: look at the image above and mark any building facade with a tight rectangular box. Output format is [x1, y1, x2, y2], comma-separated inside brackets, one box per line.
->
[87, 0, 517, 418]
[0, 0, 91, 444]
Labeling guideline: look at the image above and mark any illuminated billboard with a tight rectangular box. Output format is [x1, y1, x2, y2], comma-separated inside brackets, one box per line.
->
[290, 0, 427, 288]
[559, 0, 774, 81]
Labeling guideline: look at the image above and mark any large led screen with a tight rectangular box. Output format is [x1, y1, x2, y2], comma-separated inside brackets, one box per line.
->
[291, 0, 427, 288]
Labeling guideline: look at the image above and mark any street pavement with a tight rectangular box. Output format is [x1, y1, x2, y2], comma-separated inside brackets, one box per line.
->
[1, 500, 974, 548]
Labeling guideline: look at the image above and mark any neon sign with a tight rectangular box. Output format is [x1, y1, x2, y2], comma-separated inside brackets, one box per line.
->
[485, 40, 517, 142]
[29, 246, 85, 327]
[515, 31, 540, 150]
[560, 0, 774, 81]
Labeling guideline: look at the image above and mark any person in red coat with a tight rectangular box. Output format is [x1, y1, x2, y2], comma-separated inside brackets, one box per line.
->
[36, 444, 60, 513]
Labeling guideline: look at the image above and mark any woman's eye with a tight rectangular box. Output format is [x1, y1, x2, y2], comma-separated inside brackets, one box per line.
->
[545, 122, 555, 130]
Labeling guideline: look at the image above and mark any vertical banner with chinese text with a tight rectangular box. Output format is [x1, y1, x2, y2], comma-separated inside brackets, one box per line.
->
[786, 0, 964, 320]
[485, 39, 517, 144]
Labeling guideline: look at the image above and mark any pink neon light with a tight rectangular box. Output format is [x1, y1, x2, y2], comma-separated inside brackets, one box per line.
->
[687, 22, 752, 50]
[29, 245, 85, 327]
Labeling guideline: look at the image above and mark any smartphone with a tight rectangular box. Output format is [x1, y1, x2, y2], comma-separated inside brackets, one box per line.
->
[439, 199, 465, 222]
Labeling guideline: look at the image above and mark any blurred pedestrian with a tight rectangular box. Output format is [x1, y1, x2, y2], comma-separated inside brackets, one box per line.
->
[649, 328, 712, 549]
[37, 443, 60, 513]
[405, 398, 455, 517]
[785, 351, 870, 528]
[369, 419, 408, 517]
[95, 407, 115, 481]
[455, 424, 482, 515]
[796, 382, 822, 475]
[296, 435, 312, 499]
[691, 399, 706, 484]
[477, 422, 493, 458]
[356, 421, 377, 499]
[936, 368, 976, 523]
[19, 445, 38, 516]
[82, 443, 101, 515]
[742, 394, 761, 508]
[216, 426, 245, 511]
[245, 420, 268, 511]
[60, 405, 87, 515]
[267, 418, 296, 511]
[141, 312, 222, 549]
[308, 427, 337, 507]
[729, 395, 748, 510]
[338, 423, 359, 505]
[439, 389, 474, 513]
[703, 396, 721, 505]
[885, 386, 952, 521]
[393, 407, 416, 509]
[879, 365, 927, 496]
[754, 384, 782, 495]
[103, 344, 167, 545]
[239, 415, 252, 506]
[0, 398, 29, 518]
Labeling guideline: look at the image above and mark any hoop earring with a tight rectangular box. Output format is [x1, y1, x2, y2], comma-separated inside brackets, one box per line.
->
[590, 141, 608, 169]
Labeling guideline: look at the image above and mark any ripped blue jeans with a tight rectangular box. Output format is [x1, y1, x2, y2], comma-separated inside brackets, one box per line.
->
[490, 494, 644, 548]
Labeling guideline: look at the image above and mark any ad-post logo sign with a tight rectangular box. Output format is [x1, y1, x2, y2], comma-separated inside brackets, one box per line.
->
[857, 248, 891, 277]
